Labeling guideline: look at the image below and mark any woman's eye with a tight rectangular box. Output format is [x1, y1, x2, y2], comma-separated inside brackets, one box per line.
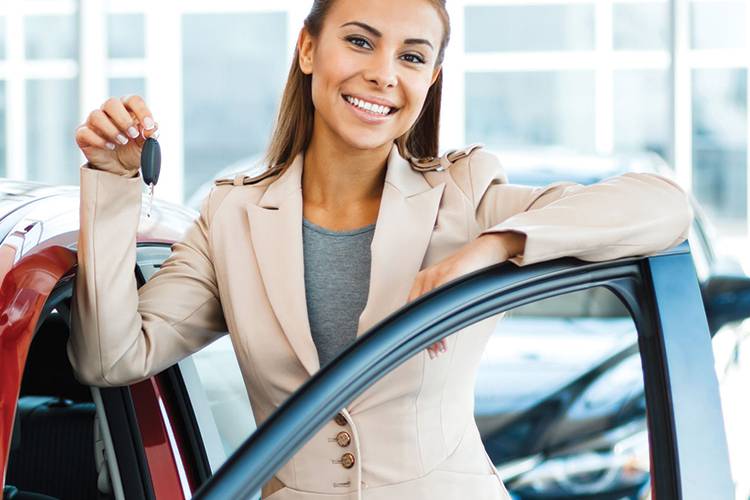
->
[402, 54, 425, 64]
[346, 36, 425, 65]
[346, 36, 371, 49]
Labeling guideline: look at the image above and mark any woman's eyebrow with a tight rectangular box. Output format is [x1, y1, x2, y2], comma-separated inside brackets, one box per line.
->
[339, 21, 434, 50]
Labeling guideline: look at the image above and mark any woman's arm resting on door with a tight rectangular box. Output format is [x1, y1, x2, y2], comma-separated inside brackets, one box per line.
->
[468, 150, 694, 267]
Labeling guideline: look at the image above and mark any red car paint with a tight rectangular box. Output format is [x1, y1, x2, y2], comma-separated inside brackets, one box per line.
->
[0, 246, 76, 492]
[131, 378, 191, 499]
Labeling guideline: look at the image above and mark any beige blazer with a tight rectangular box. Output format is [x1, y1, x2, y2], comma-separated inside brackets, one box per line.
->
[68, 142, 692, 500]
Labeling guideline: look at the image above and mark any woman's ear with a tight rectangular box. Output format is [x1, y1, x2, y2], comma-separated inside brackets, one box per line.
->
[298, 27, 314, 75]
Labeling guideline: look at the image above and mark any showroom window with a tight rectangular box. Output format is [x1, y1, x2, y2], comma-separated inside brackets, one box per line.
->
[0, 0, 747, 236]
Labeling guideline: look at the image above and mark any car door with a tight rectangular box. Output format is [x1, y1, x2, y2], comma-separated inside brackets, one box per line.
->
[0, 243, 77, 495]
[188, 241, 733, 500]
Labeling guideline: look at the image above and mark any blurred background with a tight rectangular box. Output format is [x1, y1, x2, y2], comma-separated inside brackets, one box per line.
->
[0, 0, 747, 257]
[1, 2, 749, 498]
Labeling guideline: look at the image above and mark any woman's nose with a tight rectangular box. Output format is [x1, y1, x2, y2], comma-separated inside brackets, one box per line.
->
[363, 52, 397, 89]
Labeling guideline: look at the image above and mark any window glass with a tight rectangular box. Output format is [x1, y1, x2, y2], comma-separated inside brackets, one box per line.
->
[466, 71, 595, 152]
[0, 82, 6, 178]
[107, 13, 145, 59]
[108, 78, 146, 100]
[0, 17, 6, 59]
[181, 12, 288, 202]
[26, 79, 80, 186]
[613, 2, 669, 50]
[465, 5, 595, 52]
[478, 289, 648, 497]
[712, 318, 750, 499]
[690, 1, 747, 50]
[25, 15, 78, 60]
[614, 69, 670, 158]
[692, 68, 748, 235]
[180, 337, 255, 471]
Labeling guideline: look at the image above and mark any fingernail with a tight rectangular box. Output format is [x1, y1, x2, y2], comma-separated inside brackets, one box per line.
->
[151, 129, 160, 140]
[128, 126, 139, 138]
[428, 350, 434, 359]
[440, 344, 447, 353]
[105, 142, 116, 150]
[143, 117, 155, 130]
[116, 134, 128, 145]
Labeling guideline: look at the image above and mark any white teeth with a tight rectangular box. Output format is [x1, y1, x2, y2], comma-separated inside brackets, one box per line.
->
[346, 95, 392, 116]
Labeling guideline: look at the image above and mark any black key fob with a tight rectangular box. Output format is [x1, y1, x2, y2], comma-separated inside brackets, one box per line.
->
[140, 138, 161, 186]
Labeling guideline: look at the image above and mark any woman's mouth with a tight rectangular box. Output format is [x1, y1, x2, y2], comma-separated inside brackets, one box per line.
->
[342, 94, 399, 124]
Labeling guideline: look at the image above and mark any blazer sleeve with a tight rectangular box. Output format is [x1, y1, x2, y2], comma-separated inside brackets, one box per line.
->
[466, 150, 694, 266]
[67, 164, 228, 387]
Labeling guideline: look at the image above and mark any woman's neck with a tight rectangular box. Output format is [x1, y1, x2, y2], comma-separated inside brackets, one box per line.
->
[301, 134, 390, 229]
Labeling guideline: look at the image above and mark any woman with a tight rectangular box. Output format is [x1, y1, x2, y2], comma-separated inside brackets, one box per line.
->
[69, 0, 692, 498]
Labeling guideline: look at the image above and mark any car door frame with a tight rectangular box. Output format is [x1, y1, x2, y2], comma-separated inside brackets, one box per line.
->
[191, 241, 733, 500]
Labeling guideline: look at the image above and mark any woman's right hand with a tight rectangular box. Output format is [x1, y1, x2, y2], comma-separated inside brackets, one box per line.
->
[75, 95, 160, 177]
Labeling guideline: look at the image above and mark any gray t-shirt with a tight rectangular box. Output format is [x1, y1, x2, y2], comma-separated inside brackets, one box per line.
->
[302, 217, 376, 368]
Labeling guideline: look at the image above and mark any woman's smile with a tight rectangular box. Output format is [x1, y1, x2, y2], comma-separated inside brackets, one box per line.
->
[341, 93, 400, 124]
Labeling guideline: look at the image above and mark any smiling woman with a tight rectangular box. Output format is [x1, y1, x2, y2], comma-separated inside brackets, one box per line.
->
[261, 0, 449, 177]
[68, 0, 692, 499]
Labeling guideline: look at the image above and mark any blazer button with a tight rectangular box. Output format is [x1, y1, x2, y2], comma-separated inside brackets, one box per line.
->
[334, 413, 347, 426]
[341, 452, 355, 469]
[336, 431, 351, 447]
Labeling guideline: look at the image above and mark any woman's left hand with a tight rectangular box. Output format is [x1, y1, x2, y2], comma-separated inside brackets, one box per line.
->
[407, 232, 525, 360]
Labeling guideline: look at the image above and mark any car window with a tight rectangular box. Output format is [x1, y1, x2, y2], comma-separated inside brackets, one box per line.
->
[179, 338, 256, 472]
[479, 288, 647, 498]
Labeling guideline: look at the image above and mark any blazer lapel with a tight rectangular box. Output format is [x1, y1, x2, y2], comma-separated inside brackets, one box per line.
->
[246, 152, 320, 377]
[356, 144, 446, 337]
[245, 143, 445, 379]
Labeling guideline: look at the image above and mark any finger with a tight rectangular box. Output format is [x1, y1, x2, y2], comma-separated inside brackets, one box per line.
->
[100, 97, 140, 141]
[121, 94, 157, 134]
[430, 345, 439, 359]
[75, 125, 116, 151]
[430, 343, 441, 358]
[140, 121, 160, 140]
[87, 109, 129, 146]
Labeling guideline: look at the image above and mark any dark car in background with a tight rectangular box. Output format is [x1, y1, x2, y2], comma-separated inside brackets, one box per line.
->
[0, 147, 744, 500]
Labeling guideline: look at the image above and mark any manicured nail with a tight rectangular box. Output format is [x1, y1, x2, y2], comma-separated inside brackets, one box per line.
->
[128, 126, 139, 138]
[116, 134, 128, 145]
[105, 142, 116, 150]
[143, 117, 155, 130]
[151, 129, 160, 140]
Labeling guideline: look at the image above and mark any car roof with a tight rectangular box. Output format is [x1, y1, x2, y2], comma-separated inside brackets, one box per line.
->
[0, 178, 198, 255]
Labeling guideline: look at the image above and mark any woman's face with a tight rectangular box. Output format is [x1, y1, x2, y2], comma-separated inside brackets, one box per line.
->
[298, 0, 444, 153]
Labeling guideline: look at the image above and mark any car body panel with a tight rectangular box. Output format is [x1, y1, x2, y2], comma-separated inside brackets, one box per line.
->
[0, 245, 76, 490]
[130, 377, 191, 499]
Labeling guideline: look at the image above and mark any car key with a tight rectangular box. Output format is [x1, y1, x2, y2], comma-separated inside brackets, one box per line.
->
[140, 137, 161, 218]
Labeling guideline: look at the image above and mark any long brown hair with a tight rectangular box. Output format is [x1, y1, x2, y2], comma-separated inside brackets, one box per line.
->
[260, 0, 451, 173]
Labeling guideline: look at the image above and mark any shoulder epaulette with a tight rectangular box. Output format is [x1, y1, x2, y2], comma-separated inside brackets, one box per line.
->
[213, 164, 285, 186]
[408, 143, 484, 172]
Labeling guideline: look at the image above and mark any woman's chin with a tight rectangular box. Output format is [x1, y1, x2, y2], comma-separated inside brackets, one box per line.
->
[339, 132, 393, 152]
